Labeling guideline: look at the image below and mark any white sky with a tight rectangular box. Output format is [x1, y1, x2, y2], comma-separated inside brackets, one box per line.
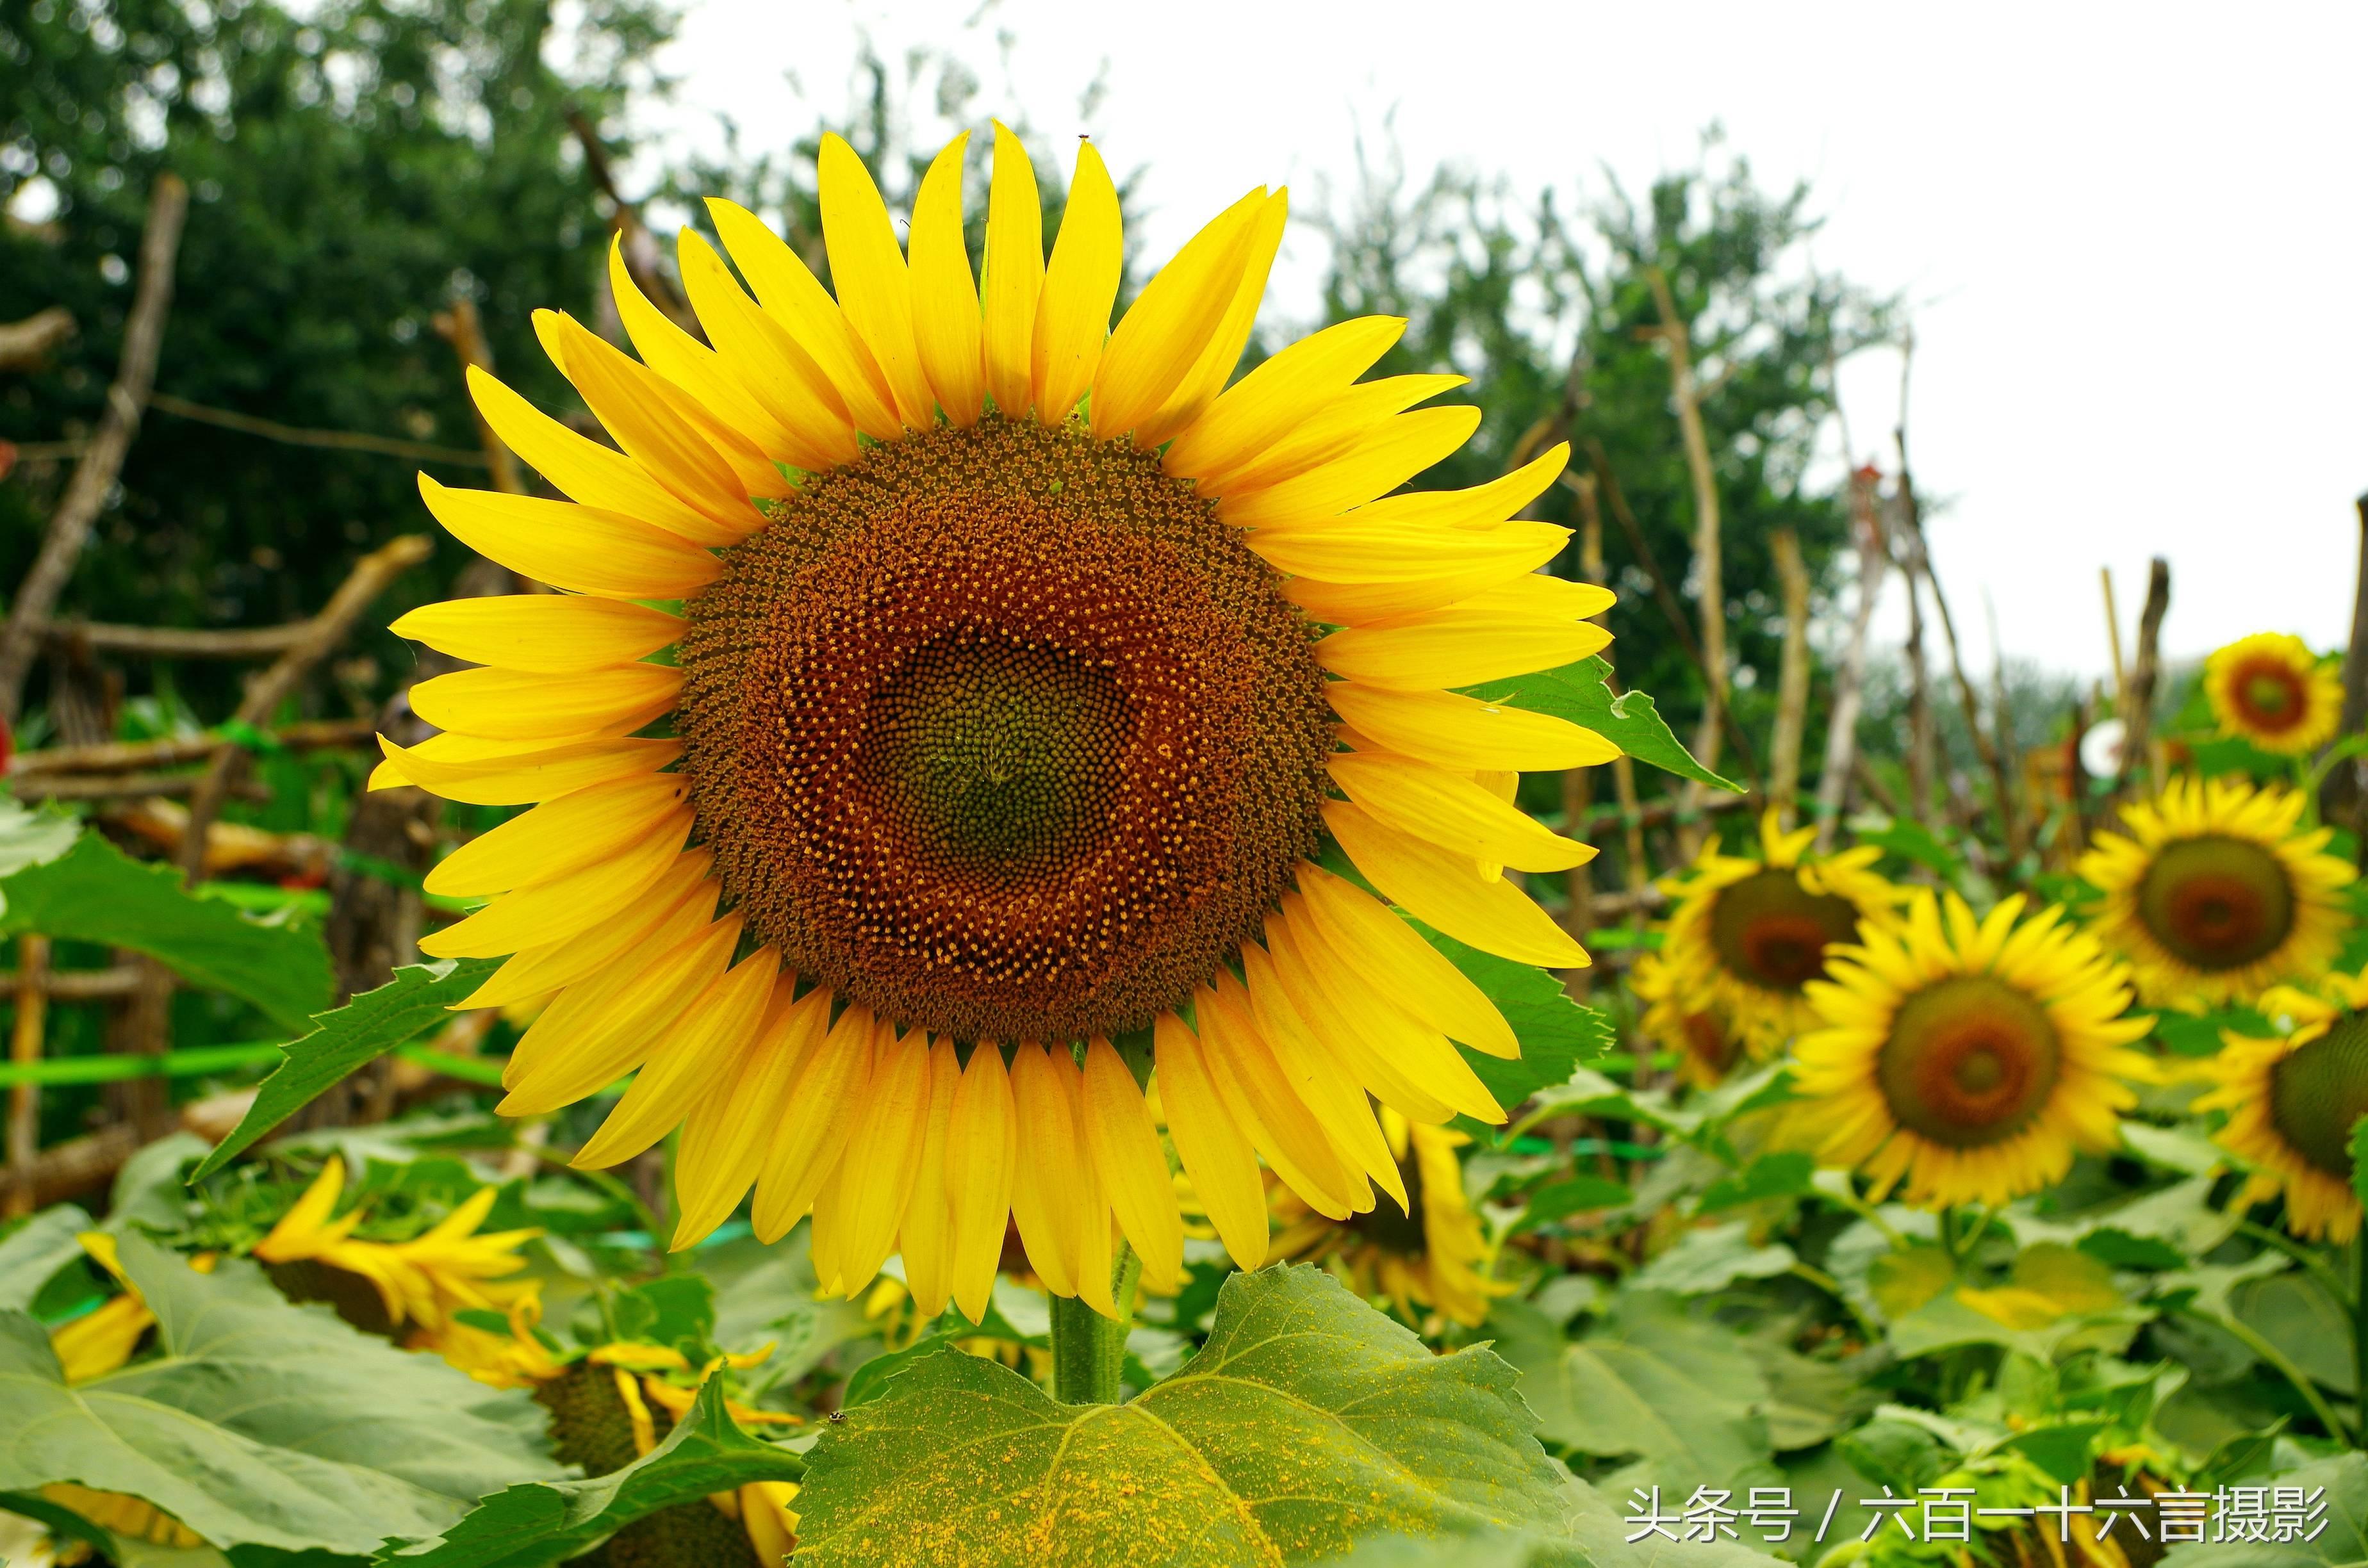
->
[628, 0, 2368, 680]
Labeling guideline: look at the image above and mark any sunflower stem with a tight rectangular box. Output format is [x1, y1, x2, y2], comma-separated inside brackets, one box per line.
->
[1049, 1244, 1142, 1405]
[2353, 1238, 2368, 1452]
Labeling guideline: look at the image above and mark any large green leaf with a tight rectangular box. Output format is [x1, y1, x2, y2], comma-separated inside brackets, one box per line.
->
[2161, 1451, 2368, 1568]
[2232, 1273, 2355, 1394]
[191, 956, 503, 1180]
[1626, 1222, 1797, 1294]
[0, 1203, 94, 1310]
[0, 797, 81, 883]
[1416, 925, 1613, 1110]
[791, 1264, 1576, 1565]
[376, 1380, 805, 1568]
[1463, 658, 1739, 792]
[0, 1233, 557, 1556]
[0, 834, 330, 1031]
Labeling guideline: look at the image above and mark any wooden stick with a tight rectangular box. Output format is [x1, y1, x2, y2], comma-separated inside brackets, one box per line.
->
[567, 108, 701, 336]
[8, 717, 375, 776]
[177, 535, 434, 882]
[2324, 494, 2368, 838]
[1768, 528, 1812, 826]
[4, 936, 48, 1216]
[0, 965, 155, 1002]
[1646, 266, 1729, 856]
[145, 393, 488, 467]
[2128, 557, 2171, 794]
[1814, 462, 1889, 847]
[35, 619, 311, 659]
[11, 772, 269, 803]
[0, 174, 188, 722]
[431, 296, 527, 496]
[0, 307, 74, 372]
[2101, 566, 2129, 710]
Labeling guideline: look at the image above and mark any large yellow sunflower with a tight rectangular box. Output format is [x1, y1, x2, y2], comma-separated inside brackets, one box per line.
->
[2196, 965, 2368, 1242]
[1268, 1106, 1507, 1328]
[1791, 891, 2151, 1207]
[1659, 809, 1900, 1054]
[379, 127, 1618, 1321]
[2203, 632, 2344, 756]
[1629, 949, 1745, 1088]
[2076, 775, 2355, 1009]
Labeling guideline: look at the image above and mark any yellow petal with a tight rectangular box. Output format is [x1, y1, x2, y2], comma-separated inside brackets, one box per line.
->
[1134, 190, 1287, 450]
[427, 775, 689, 898]
[671, 982, 806, 1248]
[1351, 443, 1570, 532]
[705, 197, 902, 441]
[1219, 405, 1481, 530]
[1328, 750, 1593, 873]
[1051, 1053, 1119, 1319]
[573, 947, 780, 1168]
[1289, 560, 1560, 627]
[1204, 374, 1466, 500]
[417, 806, 693, 958]
[374, 731, 681, 807]
[750, 992, 866, 1243]
[1152, 1011, 1269, 1271]
[945, 1044, 1017, 1325]
[1078, 1038, 1184, 1293]
[1275, 901, 1501, 1122]
[807, 1159, 850, 1296]
[1318, 607, 1611, 690]
[899, 1036, 963, 1318]
[392, 596, 681, 674]
[676, 229, 860, 468]
[1295, 863, 1518, 1058]
[1452, 573, 1616, 620]
[1252, 518, 1567, 587]
[407, 664, 682, 742]
[459, 852, 717, 1010]
[1089, 186, 1267, 441]
[1030, 140, 1121, 423]
[416, 475, 719, 601]
[829, 1022, 931, 1294]
[464, 366, 727, 544]
[1162, 316, 1404, 484]
[499, 914, 743, 1116]
[1262, 910, 1458, 1125]
[1324, 800, 1586, 968]
[1240, 945, 1406, 1211]
[908, 131, 984, 427]
[534, 309, 782, 518]
[1006, 1043, 1082, 1297]
[818, 133, 935, 429]
[1194, 974, 1366, 1219]
[1324, 683, 1617, 772]
[980, 122, 1044, 419]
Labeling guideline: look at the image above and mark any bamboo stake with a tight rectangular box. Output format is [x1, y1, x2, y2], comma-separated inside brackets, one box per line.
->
[1814, 462, 1888, 848]
[0, 174, 188, 721]
[2326, 494, 2368, 840]
[1646, 267, 1729, 857]
[1769, 528, 1812, 826]
[431, 295, 527, 497]
[4, 936, 48, 1218]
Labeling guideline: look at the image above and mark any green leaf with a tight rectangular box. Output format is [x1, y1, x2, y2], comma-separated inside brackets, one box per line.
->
[2351, 1120, 2368, 1216]
[1464, 657, 1739, 792]
[1852, 817, 1966, 886]
[1696, 1152, 1816, 1214]
[0, 835, 331, 1031]
[2232, 1272, 2356, 1394]
[190, 956, 504, 1181]
[1626, 1222, 1797, 1294]
[1996, 1420, 2110, 1485]
[376, 1379, 804, 1568]
[1513, 1177, 1634, 1235]
[0, 797, 80, 885]
[2160, 1451, 2368, 1568]
[1415, 924, 1614, 1110]
[791, 1264, 1576, 1565]
[0, 1233, 557, 1556]
[0, 1203, 94, 1310]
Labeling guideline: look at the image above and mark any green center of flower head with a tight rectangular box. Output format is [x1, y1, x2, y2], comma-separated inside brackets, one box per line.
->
[1709, 867, 1862, 993]
[2268, 1011, 2368, 1178]
[2137, 834, 2295, 971]
[2241, 666, 2301, 723]
[1877, 974, 2064, 1149]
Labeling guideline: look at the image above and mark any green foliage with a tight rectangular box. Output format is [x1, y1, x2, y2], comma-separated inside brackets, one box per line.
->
[1467, 657, 1738, 792]
[0, 1232, 557, 1556]
[1417, 924, 1615, 1111]
[792, 1265, 1579, 1565]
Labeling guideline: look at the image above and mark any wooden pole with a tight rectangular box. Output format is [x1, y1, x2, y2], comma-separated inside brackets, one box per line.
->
[1814, 463, 1888, 848]
[4, 936, 49, 1218]
[2326, 495, 2368, 839]
[1646, 266, 1729, 858]
[1769, 528, 1812, 827]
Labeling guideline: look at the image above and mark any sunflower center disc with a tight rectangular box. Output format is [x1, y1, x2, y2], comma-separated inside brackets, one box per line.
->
[675, 416, 1332, 1045]
[2237, 662, 2304, 730]
[2137, 834, 2295, 971]
[1877, 974, 2063, 1148]
[1709, 868, 1862, 992]
[2268, 1011, 2368, 1178]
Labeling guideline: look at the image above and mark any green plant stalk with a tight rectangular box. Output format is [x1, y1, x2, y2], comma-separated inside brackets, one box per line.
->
[2354, 1238, 2367, 1453]
[2235, 1221, 2355, 1309]
[2196, 1307, 2352, 1445]
[1049, 1245, 1142, 1405]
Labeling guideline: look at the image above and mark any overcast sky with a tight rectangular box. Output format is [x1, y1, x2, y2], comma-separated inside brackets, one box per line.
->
[625, 0, 2368, 680]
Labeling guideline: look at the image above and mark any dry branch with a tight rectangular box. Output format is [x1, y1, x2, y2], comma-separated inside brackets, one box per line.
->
[1813, 464, 1889, 848]
[431, 296, 527, 496]
[12, 772, 268, 803]
[0, 174, 188, 722]
[146, 392, 488, 467]
[0, 965, 155, 1001]
[1768, 528, 1812, 824]
[2326, 494, 2368, 834]
[4, 936, 49, 1216]
[0, 307, 75, 372]
[9, 717, 375, 777]
[1646, 267, 1729, 856]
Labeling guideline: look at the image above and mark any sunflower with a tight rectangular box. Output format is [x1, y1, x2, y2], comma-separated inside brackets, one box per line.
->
[253, 1158, 542, 1351]
[380, 127, 1616, 1319]
[1267, 1106, 1507, 1328]
[2203, 632, 2343, 756]
[1658, 809, 1900, 1054]
[1629, 948, 1746, 1088]
[1791, 891, 2151, 1207]
[2075, 774, 2355, 1009]
[2196, 965, 2368, 1242]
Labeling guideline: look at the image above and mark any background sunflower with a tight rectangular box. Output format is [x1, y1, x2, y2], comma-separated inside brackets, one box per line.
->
[2197, 965, 2368, 1241]
[2203, 632, 2344, 756]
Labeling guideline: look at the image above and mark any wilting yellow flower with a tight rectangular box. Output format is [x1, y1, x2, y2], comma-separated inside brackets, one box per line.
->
[1660, 810, 1901, 1055]
[2197, 965, 2368, 1242]
[254, 1159, 540, 1346]
[2203, 632, 2343, 756]
[1630, 949, 1746, 1088]
[378, 125, 1620, 1319]
[1792, 891, 2151, 1207]
[1269, 1106, 1507, 1328]
[2076, 775, 2355, 1009]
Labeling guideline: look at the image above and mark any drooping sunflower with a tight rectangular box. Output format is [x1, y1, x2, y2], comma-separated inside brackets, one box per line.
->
[1267, 1106, 1506, 1328]
[2196, 965, 2368, 1242]
[1629, 948, 1746, 1088]
[1791, 891, 2151, 1207]
[1659, 809, 1900, 1055]
[381, 127, 1616, 1321]
[2075, 774, 2355, 1009]
[2203, 632, 2344, 756]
